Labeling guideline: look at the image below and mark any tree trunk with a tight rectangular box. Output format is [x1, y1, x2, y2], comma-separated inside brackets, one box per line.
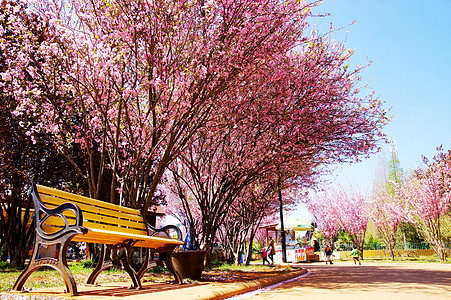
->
[3, 182, 32, 268]
[435, 242, 447, 262]
[387, 241, 396, 261]
[0, 242, 8, 262]
[10, 245, 26, 268]
[234, 249, 241, 265]
[204, 242, 212, 269]
[245, 239, 254, 266]
[360, 233, 366, 260]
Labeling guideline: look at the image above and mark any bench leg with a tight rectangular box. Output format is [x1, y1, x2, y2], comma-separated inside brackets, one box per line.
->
[137, 249, 182, 284]
[87, 241, 142, 289]
[87, 244, 113, 285]
[121, 242, 142, 289]
[13, 239, 78, 296]
[137, 249, 157, 279]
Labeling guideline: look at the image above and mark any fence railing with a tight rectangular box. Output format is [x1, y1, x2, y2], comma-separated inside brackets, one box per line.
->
[333, 242, 451, 259]
[334, 242, 450, 251]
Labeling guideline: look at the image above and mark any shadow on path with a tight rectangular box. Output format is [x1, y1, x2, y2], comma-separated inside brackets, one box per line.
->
[274, 262, 451, 298]
[78, 282, 204, 298]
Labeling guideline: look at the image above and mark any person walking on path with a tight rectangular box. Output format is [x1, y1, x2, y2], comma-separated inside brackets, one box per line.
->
[267, 237, 276, 264]
[324, 245, 333, 265]
[351, 247, 361, 265]
[261, 247, 270, 265]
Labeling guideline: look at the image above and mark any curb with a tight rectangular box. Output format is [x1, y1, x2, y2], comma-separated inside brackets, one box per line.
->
[202, 268, 309, 300]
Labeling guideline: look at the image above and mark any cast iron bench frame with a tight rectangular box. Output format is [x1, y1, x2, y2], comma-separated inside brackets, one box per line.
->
[13, 183, 185, 296]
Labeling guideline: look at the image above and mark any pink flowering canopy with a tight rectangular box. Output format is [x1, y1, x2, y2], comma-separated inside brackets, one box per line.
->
[307, 186, 369, 250]
[2, 0, 388, 215]
[3, 0, 313, 204]
[370, 186, 411, 259]
[400, 153, 451, 261]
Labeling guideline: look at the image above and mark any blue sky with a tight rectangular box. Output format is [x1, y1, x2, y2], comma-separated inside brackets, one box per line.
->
[291, 0, 451, 220]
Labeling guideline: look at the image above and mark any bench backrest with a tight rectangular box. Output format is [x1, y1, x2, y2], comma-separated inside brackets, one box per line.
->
[37, 184, 149, 237]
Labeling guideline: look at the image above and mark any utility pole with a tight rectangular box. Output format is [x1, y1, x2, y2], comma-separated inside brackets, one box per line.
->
[278, 174, 287, 263]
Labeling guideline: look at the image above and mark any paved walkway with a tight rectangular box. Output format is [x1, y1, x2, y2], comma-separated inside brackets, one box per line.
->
[242, 261, 451, 300]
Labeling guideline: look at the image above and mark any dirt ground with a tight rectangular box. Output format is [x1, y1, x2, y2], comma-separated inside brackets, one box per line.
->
[241, 260, 451, 300]
[139, 266, 290, 284]
[200, 268, 291, 283]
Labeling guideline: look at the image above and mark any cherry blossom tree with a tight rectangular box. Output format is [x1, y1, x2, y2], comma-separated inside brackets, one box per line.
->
[369, 188, 411, 260]
[0, 0, 39, 263]
[369, 140, 410, 261]
[0, 0, 84, 266]
[218, 182, 277, 265]
[306, 192, 341, 248]
[168, 27, 383, 264]
[337, 189, 369, 257]
[165, 161, 301, 267]
[163, 108, 319, 267]
[164, 137, 265, 267]
[401, 150, 451, 261]
[219, 179, 303, 265]
[307, 186, 369, 258]
[3, 0, 332, 212]
[163, 23, 387, 266]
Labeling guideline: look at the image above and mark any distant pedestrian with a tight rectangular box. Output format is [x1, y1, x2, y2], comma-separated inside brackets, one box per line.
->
[261, 248, 270, 265]
[312, 237, 320, 252]
[350, 247, 361, 265]
[267, 237, 275, 264]
[324, 245, 333, 265]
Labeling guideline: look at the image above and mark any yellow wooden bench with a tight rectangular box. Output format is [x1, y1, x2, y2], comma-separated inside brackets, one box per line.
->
[13, 184, 185, 296]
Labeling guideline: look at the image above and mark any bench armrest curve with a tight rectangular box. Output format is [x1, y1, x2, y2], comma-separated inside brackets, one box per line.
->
[140, 210, 183, 242]
[31, 183, 87, 241]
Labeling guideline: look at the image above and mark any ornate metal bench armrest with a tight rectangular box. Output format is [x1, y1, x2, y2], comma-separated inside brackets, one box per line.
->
[140, 210, 183, 241]
[30, 183, 87, 241]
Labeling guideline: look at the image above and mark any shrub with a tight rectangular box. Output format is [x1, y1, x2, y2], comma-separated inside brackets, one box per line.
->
[149, 265, 167, 274]
[0, 261, 12, 270]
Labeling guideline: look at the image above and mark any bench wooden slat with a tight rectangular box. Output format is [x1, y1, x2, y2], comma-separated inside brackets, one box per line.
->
[80, 211, 147, 230]
[84, 212, 145, 230]
[82, 222, 147, 236]
[42, 217, 149, 237]
[37, 185, 141, 216]
[40, 194, 144, 222]
[43, 203, 148, 231]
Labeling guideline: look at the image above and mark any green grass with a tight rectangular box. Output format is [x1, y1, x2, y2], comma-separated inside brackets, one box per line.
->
[0, 261, 131, 294]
